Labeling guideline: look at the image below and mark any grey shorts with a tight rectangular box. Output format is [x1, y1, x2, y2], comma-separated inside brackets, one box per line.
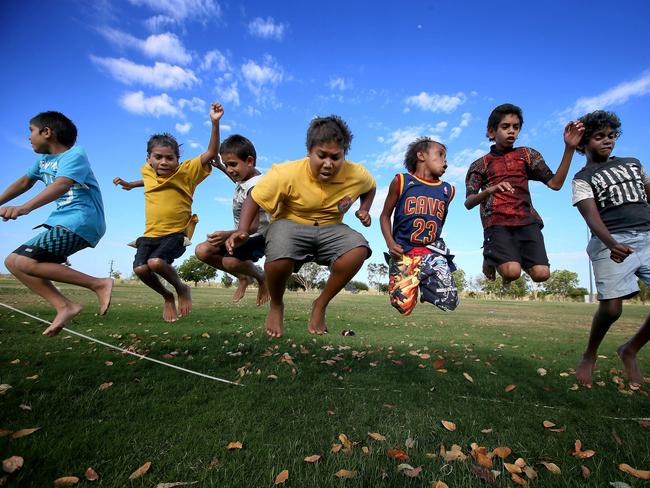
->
[265, 219, 371, 271]
[588, 229, 650, 300]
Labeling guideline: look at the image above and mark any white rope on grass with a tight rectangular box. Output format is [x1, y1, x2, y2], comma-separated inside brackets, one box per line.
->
[0, 302, 243, 387]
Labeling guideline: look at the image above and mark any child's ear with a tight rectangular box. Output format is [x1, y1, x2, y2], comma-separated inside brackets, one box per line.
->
[486, 127, 496, 140]
[41, 127, 53, 139]
[246, 156, 255, 166]
[416, 151, 426, 162]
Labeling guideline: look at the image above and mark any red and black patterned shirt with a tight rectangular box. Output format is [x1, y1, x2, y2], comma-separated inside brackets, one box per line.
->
[465, 146, 553, 229]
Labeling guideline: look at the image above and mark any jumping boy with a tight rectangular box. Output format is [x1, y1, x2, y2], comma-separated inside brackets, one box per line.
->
[113, 102, 223, 322]
[195, 134, 270, 306]
[0, 111, 113, 336]
[572, 110, 650, 388]
[380, 137, 459, 314]
[465, 103, 584, 283]
[225, 115, 376, 338]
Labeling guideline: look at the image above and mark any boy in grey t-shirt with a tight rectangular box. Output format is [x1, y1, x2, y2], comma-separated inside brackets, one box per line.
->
[195, 135, 270, 305]
[571, 110, 650, 388]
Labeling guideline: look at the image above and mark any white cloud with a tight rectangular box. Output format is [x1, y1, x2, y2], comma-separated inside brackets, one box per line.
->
[214, 196, 231, 204]
[369, 185, 390, 219]
[189, 140, 202, 149]
[97, 28, 191, 65]
[129, 0, 221, 22]
[329, 77, 351, 91]
[175, 122, 191, 134]
[144, 15, 177, 32]
[248, 17, 286, 40]
[220, 124, 232, 132]
[567, 71, 650, 115]
[214, 73, 239, 106]
[241, 55, 284, 105]
[178, 97, 206, 113]
[451, 148, 484, 167]
[120, 91, 179, 117]
[373, 124, 448, 169]
[404, 91, 467, 113]
[200, 49, 230, 71]
[90, 56, 198, 90]
[448, 112, 472, 141]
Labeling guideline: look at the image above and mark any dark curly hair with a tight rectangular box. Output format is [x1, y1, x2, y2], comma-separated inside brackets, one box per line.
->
[306, 115, 353, 154]
[486, 103, 523, 140]
[576, 110, 621, 155]
[404, 137, 446, 173]
[147, 133, 181, 158]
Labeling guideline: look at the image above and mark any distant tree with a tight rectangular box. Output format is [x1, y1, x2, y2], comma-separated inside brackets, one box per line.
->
[507, 274, 530, 299]
[544, 270, 579, 299]
[452, 268, 467, 293]
[367, 262, 389, 291]
[294, 262, 328, 290]
[478, 275, 529, 299]
[637, 279, 649, 304]
[110, 270, 122, 280]
[286, 274, 306, 291]
[221, 273, 234, 288]
[346, 280, 369, 292]
[568, 287, 589, 301]
[378, 283, 390, 294]
[177, 256, 217, 287]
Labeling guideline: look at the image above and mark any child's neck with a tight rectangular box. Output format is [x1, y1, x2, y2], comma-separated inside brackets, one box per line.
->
[241, 169, 261, 182]
[586, 154, 610, 166]
[44, 142, 71, 155]
[413, 168, 440, 181]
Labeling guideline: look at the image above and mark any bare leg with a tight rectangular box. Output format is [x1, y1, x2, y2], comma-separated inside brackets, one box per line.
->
[146, 258, 192, 317]
[527, 265, 550, 283]
[496, 261, 522, 283]
[232, 275, 249, 303]
[617, 313, 650, 386]
[263, 258, 294, 338]
[576, 299, 622, 387]
[5, 254, 81, 336]
[482, 260, 496, 281]
[134, 264, 178, 322]
[309, 247, 368, 335]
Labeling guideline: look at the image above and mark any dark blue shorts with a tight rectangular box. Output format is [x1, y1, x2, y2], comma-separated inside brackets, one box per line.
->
[133, 233, 186, 267]
[218, 234, 265, 262]
[13, 226, 90, 264]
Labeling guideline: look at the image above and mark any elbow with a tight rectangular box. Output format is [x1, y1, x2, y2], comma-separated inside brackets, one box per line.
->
[547, 182, 561, 191]
[464, 200, 473, 210]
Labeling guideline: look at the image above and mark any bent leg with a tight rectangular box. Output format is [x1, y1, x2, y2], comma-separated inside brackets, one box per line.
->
[617, 313, 650, 386]
[309, 246, 368, 335]
[527, 265, 550, 283]
[222, 257, 268, 305]
[146, 258, 192, 318]
[576, 299, 622, 387]
[263, 258, 294, 337]
[134, 263, 178, 322]
[496, 261, 522, 283]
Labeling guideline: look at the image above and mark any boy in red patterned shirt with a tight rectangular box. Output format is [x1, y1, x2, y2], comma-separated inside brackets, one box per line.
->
[465, 103, 584, 282]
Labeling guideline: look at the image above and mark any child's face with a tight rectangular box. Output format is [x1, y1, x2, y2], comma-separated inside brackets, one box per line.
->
[308, 141, 345, 182]
[420, 144, 447, 178]
[29, 124, 50, 154]
[148, 145, 180, 177]
[584, 127, 617, 162]
[221, 152, 255, 182]
[488, 114, 521, 149]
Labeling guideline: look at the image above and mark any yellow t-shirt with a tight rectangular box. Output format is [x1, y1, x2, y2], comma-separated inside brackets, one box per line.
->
[141, 156, 211, 237]
[250, 158, 376, 226]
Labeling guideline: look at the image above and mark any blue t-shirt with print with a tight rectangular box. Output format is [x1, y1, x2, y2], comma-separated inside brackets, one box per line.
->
[26, 146, 106, 246]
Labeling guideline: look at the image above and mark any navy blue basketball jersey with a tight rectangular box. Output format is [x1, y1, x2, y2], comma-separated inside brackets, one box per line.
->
[392, 173, 455, 252]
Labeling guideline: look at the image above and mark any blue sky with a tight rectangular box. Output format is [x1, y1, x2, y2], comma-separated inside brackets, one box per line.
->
[1, 0, 649, 288]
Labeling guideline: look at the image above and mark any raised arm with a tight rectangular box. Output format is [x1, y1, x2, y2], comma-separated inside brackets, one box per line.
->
[577, 198, 632, 263]
[546, 121, 585, 190]
[210, 155, 236, 183]
[379, 176, 404, 258]
[201, 102, 224, 166]
[113, 177, 144, 190]
[0, 176, 74, 221]
[0, 175, 37, 206]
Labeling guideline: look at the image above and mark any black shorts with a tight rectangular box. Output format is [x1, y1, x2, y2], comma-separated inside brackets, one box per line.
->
[133, 233, 186, 267]
[218, 234, 265, 262]
[14, 226, 90, 264]
[483, 223, 549, 269]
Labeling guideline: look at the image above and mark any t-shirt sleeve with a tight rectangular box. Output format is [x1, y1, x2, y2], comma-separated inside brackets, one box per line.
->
[250, 165, 287, 214]
[465, 160, 483, 197]
[571, 178, 594, 205]
[181, 155, 212, 189]
[356, 164, 376, 194]
[525, 148, 554, 183]
[56, 147, 90, 183]
[25, 160, 41, 180]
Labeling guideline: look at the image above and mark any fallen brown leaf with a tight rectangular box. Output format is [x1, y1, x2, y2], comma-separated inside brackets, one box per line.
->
[330, 443, 342, 454]
[18, 404, 31, 411]
[402, 466, 422, 478]
[543, 420, 555, 428]
[504, 463, 521, 474]
[2, 456, 23, 474]
[469, 464, 496, 484]
[514, 458, 526, 468]
[361, 446, 370, 455]
[523, 466, 537, 479]
[441, 420, 456, 431]
[84, 467, 99, 481]
[387, 449, 409, 461]
[491, 447, 511, 459]
[0, 430, 12, 438]
[548, 426, 566, 433]
[511, 472, 528, 487]
[0, 385, 12, 395]
[53, 476, 80, 486]
[26, 375, 38, 381]
[618, 463, 650, 480]
[612, 429, 623, 445]
[98, 382, 113, 391]
[368, 432, 386, 441]
[275, 470, 289, 484]
[128, 461, 151, 480]
[443, 444, 467, 462]
[304, 455, 321, 463]
[581, 465, 591, 479]
[539, 461, 561, 474]
[326, 410, 335, 416]
[504, 384, 517, 393]
[433, 481, 449, 488]
[226, 441, 243, 450]
[463, 372, 474, 382]
[433, 357, 445, 369]
[155, 483, 199, 488]
[405, 437, 416, 449]
[339, 433, 352, 450]
[12, 427, 40, 439]
[334, 469, 355, 478]
[571, 439, 595, 458]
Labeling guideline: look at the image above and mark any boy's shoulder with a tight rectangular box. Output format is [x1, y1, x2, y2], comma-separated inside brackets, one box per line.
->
[238, 174, 263, 193]
[574, 156, 643, 181]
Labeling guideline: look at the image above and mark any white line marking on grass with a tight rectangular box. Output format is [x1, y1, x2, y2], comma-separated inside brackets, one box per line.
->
[0, 302, 243, 387]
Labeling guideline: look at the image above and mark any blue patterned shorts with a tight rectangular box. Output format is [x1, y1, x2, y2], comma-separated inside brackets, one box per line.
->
[14, 226, 90, 263]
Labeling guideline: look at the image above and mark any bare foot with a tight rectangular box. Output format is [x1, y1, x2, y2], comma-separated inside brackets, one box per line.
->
[163, 296, 178, 322]
[618, 344, 645, 386]
[482, 261, 496, 281]
[96, 278, 114, 316]
[233, 276, 249, 303]
[178, 284, 192, 317]
[308, 300, 328, 335]
[256, 278, 270, 306]
[575, 355, 596, 388]
[43, 303, 82, 336]
[265, 303, 284, 338]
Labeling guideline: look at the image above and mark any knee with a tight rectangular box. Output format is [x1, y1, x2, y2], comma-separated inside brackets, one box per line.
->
[598, 301, 623, 322]
[529, 267, 550, 283]
[9, 255, 36, 274]
[499, 263, 521, 282]
[194, 243, 211, 262]
[133, 264, 150, 277]
[4, 254, 16, 271]
[146, 258, 166, 273]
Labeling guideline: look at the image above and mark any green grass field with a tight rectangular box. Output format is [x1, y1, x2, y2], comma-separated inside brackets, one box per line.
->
[1, 282, 649, 487]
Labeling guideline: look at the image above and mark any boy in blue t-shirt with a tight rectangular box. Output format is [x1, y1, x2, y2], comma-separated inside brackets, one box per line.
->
[0, 111, 113, 336]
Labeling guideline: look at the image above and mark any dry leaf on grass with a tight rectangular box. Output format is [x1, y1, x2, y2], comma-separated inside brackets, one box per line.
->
[433, 481, 449, 488]
[400, 465, 422, 478]
[274, 470, 289, 484]
[472, 448, 492, 468]
[304, 455, 321, 463]
[338, 433, 352, 450]
[226, 441, 243, 450]
[511, 473, 528, 487]
[12, 427, 40, 439]
[537, 368, 547, 376]
[334, 469, 355, 479]
[491, 447, 511, 459]
[581, 465, 591, 479]
[548, 426, 567, 433]
[442, 444, 467, 462]
[387, 449, 409, 461]
[523, 466, 537, 479]
[469, 464, 496, 484]
[504, 384, 517, 393]
[26, 375, 38, 381]
[609, 482, 632, 488]
[53, 477, 79, 486]
[0, 385, 12, 395]
[18, 404, 31, 411]
[155, 483, 198, 488]
[463, 372, 474, 382]
[504, 463, 522, 474]
[330, 443, 342, 454]
[441, 420, 456, 431]
[542, 420, 556, 428]
[361, 446, 370, 455]
[0, 431, 12, 438]
[84, 467, 99, 481]
[128, 462, 151, 480]
[98, 382, 113, 391]
[539, 461, 561, 474]
[618, 463, 650, 480]
[405, 437, 415, 448]
[572, 439, 595, 458]
[2, 456, 23, 474]
[433, 357, 445, 369]
[611, 430, 623, 445]
[368, 432, 386, 441]
[514, 458, 526, 468]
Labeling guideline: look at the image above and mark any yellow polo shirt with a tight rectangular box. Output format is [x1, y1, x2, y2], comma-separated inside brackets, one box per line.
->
[141, 156, 211, 237]
[250, 158, 375, 225]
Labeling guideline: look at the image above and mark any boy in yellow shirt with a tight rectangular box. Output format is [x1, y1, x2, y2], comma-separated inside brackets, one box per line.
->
[113, 102, 223, 322]
[226, 115, 376, 337]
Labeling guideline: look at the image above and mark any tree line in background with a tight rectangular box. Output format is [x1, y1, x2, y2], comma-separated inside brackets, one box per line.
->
[108, 256, 650, 303]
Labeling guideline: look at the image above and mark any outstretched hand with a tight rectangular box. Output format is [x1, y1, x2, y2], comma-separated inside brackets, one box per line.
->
[225, 231, 249, 254]
[210, 102, 224, 123]
[0, 205, 29, 221]
[564, 121, 585, 149]
[113, 177, 133, 190]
